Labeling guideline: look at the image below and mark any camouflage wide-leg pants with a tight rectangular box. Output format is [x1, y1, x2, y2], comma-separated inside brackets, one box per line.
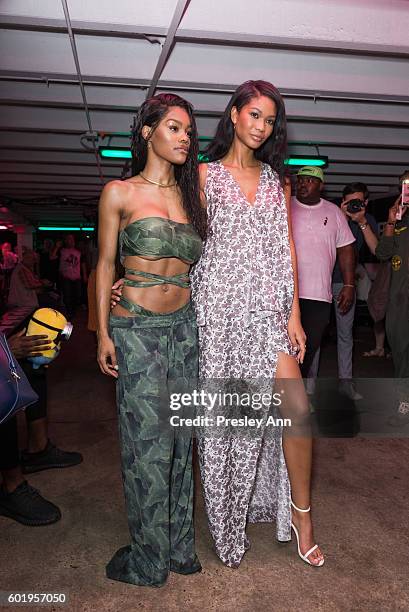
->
[106, 302, 201, 587]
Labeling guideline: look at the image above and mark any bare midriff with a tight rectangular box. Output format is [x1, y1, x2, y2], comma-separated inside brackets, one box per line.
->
[111, 253, 191, 316]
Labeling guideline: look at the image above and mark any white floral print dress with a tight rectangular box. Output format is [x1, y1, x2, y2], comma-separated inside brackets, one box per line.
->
[190, 160, 296, 568]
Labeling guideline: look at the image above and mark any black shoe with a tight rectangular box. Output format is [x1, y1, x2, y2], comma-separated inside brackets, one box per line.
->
[22, 440, 83, 474]
[0, 481, 61, 526]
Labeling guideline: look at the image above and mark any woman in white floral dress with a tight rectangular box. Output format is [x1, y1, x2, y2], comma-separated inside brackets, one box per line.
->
[190, 80, 324, 568]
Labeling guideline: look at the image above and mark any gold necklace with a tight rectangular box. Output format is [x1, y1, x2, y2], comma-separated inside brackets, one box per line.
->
[140, 172, 177, 188]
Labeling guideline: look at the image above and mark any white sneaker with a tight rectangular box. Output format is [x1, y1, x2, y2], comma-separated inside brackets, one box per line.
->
[339, 380, 363, 401]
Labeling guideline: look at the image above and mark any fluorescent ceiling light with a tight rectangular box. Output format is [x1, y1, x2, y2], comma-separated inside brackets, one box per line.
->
[38, 226, 95, 231]
[99, 147, 132, 159]
[285, 156, 328, 167]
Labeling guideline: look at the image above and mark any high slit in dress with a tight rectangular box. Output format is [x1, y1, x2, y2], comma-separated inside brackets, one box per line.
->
[191, 161, 295, 567]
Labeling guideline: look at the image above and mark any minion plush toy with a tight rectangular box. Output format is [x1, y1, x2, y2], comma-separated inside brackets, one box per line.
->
[26, 308, 73, 368]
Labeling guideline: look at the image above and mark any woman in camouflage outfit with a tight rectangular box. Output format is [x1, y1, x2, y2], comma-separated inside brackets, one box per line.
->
[97, 94, 206, 587]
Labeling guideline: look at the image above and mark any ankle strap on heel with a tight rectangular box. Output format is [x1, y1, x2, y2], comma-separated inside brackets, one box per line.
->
[291, 499, 311, 513]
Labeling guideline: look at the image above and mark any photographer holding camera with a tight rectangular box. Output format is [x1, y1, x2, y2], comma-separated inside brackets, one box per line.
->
[340, 183, 378, 259]
[337, 183, 378, 397]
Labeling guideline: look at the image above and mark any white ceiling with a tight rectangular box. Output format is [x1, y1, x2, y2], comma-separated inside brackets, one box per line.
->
[0, 0, 408, 226]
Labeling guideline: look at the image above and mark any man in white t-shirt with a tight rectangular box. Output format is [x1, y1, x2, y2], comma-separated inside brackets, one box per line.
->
[291, 166, 355, 385]
[59, 234, 82, 317]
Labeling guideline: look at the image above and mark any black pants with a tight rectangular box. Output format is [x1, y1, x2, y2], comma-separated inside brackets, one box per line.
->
[0, 364, 47, 471]
[60, 277, 81, 317]
[299, 298, 332, 378]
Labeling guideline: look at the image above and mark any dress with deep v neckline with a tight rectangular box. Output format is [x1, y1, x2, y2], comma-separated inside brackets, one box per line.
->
[190, 160, 295, 569]
[218, 159, 263, 207]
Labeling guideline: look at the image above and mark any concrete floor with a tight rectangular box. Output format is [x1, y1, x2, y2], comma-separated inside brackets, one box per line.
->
[2, 313, 408, 612]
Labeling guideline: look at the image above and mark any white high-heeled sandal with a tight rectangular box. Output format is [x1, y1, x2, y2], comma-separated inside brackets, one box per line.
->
[291, 500, 324, 567]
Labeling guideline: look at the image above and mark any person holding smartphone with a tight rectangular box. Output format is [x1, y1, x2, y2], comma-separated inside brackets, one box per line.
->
[375, 170, 409, 425]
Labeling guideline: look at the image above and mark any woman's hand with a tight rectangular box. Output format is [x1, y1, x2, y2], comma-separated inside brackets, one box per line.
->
[97, 335, 118, 378]
[110, 278, 124, 309]
[288, 313, 307, 364]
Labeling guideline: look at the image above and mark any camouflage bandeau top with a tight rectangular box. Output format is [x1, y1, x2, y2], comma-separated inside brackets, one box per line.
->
[119, 216, 202, 264]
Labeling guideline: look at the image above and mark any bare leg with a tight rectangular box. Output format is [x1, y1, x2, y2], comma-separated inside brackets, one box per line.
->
[276, 351, 324, 566]
[374, 319, 385, 352]
[1, 466, 25, 493]
[27, 417, 48, 453]
[363, 319, 386, 357]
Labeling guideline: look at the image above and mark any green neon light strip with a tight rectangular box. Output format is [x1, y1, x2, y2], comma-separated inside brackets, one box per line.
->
[285, 158, 326, 167]
[38, 227, 95, 231]
[99, 148, 132, 159]
[99, 148, 327, 167]
[100, 148, 211, 161]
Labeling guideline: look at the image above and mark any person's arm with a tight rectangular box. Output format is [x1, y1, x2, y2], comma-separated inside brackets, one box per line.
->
[335, 207, 357, 314]
[283, 179, 306, 364]
[50, 241, 62, 261]
[336, 244, 356, 313]
[375, 197, 400, 261]
[198, 163, 208, 209]
[96, 181, 123, 378]
[359, 221, 378, 256]
[346, 208, 378, 256]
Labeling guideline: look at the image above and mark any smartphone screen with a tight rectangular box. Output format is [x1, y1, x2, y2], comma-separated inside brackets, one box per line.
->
[402, 180, 409, 205]
[396, 180, 409, 220]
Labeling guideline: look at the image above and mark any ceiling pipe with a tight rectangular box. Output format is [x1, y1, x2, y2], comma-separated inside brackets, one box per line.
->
[146, 0, 191, 98]
[2, 72, 409, 107]
[60, 0, 104, 185]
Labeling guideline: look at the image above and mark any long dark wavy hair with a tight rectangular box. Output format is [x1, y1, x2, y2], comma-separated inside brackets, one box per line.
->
[205, 80, 287, 181]
[131, 93, 206, 239]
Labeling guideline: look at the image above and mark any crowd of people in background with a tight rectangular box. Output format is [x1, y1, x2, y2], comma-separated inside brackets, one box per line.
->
[0, 234, 96, 528]
[0, 234, 95, 320]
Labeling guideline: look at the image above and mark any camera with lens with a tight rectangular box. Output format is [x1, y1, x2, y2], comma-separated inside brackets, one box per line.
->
[346, 198, 365, 214]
